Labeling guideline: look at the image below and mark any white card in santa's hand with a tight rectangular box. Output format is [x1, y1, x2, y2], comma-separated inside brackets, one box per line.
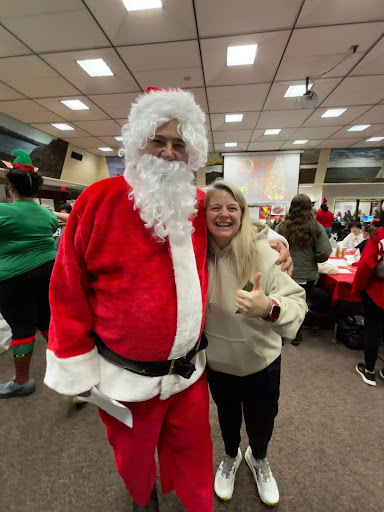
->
[76, 387, 133, 428]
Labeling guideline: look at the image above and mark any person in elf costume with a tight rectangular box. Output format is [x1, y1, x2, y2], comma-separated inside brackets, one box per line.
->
[0, 150, 58, 398]
[44, 87, 291, 512]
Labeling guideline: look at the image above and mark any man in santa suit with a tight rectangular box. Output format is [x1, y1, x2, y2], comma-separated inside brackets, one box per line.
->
[45, 87, 291, 511]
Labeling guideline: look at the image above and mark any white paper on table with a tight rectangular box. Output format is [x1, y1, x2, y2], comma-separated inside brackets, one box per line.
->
[337, 268, 352, 274]
[330, 259, 349, 267]
[76, 387, 133, 427]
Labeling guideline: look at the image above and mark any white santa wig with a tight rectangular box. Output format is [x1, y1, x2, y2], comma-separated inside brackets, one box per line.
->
[119, 87, 208, 170]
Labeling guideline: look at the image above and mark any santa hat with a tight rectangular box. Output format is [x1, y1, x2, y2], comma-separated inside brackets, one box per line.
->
[120, 87, 208, 171]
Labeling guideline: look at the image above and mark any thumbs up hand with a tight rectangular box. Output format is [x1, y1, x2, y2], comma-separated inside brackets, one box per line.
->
[236, 273, 270, 318]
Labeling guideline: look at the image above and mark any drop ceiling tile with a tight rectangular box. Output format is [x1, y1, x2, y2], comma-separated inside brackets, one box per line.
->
[84, 0, 197, 45]
[350, 105, 384, 125]
[315, 139, 360, 148]
[213, 130, 254, 143]
[207, 84, 270, 113]
[134, 68, 204, 91]
[2, 9, 109, 53]
[31, 123, 91, 138]
[98, 136, 122, 148]
[41, 48, 140, 95]
[0, 82, 25, 101]
[214, 143, 248, 152]
[256, 110, 312, 129]
[292, 126, 341, 139]
[252, 128, 297, 141]
[303, 106, 372, 127]
[264, 78, 341, 111]
[88, 93, 139, 119]
[330, 124, 384, 138]
[116, 119, 128, 126]
[281, 140, 323, 149]
[350, 36, 384, 76]
[195, 0, 302, 37]
[208, 143, 215, 153]
[62, 136, 105, 149]
[0, 99, 65, 123]
[247, 141, 285, 151]
[34, 96, 111, 121]
[185, 88, 208, 112]
[296, 0, 384, 27]
[210, 112, 260, 131]
[322, 75, 384, 107]
[0, 26, 32, 57]
[349, 139, 384, 148]
[0, 0, 84, 17]
[73, 120, 122, 136]
[201, 30, 290, 86]
[87, 147, 119, 156]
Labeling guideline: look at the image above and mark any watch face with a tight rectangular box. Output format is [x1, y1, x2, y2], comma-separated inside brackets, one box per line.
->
[270, 303, 281, 320]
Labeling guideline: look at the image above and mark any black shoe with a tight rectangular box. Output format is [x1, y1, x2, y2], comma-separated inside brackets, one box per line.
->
[379, 368, 384, 381]
[133, 485, 159, 512]
[291, 330, 303, 346]
[356, 363, 376, 387]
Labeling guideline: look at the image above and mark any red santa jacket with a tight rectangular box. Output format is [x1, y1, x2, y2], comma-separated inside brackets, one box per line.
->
[45, 176, 208, 399]
[353, 226, 384, 309]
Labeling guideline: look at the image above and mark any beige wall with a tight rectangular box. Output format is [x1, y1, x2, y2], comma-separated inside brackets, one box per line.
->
[323, 183, 384, 210]
[60, 144, 110, 186]
[196, 167, 206, 188]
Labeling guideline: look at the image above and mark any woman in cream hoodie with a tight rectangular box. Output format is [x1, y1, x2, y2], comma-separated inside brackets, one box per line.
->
[204, 181, 306, 507]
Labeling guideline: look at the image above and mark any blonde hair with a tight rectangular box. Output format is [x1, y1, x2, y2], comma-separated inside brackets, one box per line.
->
[205, 179, 256, 284]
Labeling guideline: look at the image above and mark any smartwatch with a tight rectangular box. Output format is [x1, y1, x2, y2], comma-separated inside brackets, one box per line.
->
[262, 298, 280, 322]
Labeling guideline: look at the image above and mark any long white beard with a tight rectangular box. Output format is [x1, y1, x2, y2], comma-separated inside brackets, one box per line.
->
[124, 154, 197, 241]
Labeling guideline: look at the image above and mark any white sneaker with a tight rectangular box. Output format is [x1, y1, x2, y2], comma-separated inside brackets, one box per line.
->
[214, 447, 242, 500]
[245, 446, 279, 506]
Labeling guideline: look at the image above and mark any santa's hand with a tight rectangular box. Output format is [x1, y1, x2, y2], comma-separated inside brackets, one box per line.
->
[269, 240, 293, 276]
[236, 273, 269, 318]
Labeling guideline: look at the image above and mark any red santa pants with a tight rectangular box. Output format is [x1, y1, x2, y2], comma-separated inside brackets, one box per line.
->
[99, 374, 213, 511]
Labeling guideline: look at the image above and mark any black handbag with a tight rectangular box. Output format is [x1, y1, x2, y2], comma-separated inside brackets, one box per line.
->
[336, 316, 365, 350]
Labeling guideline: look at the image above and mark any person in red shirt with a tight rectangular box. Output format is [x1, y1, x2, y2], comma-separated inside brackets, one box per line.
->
[315, 203, 334, 237]
[353, 215, 384, 387]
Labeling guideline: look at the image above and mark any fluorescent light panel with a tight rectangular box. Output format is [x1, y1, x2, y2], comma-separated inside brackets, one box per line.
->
[77, 58, 113, 77]
[366, 136, 384, 142]
[98, 147, 113, 152]
[225, 143, 237, 147]
[114, 136, 123, 141]
[123, 0, 162, 10]
[284, 83, 313, 98]
[348, 125, 371, 131]
[225, 114, 243, 123]
[60, 99, 89, 110]
[264, 129, 281, 135]
[321, 108, 347, 118]
[51, 123, 74, 131]
[227, 44, 257, 66]
[293, 140, 309, 144]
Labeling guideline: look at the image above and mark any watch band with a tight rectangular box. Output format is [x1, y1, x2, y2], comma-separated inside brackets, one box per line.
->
[262, 298, 280, 322]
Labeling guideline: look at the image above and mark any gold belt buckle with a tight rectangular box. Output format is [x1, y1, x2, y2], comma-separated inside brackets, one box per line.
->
[168, 354, 186, 376]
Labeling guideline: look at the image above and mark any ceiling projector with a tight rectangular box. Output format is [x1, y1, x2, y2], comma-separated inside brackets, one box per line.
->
[295, 89, 319, 109]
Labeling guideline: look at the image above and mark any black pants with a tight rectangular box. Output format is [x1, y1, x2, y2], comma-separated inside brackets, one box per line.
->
[362, 292, 384, 372]
[207, 355, 281, 460]
[0, 260, 54, 340]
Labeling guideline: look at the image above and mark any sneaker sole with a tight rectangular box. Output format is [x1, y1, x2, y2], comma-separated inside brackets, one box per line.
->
[214, 450, 242, 501]
[355, 366, 376, 386]
[245, 450, 279, 506]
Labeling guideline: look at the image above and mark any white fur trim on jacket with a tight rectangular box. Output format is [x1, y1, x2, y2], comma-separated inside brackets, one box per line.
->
[45, 347, 100, 396]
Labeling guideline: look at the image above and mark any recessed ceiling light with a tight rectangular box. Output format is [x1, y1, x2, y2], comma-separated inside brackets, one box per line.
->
[114, 136, 123, 141]
[225, 114, 243, 123]
[227, 44, 257, 66]
[321, 108, 347, 118]
[284, 83, 313, 98]
[98, 147, 113, 152]
[265, 129, 281, 135]
[76, 58, 113, 77]
[366, 136, 384, 142]
[51, 123, 74, 131]
[293, 140, 309, 144]
[60, 99, 89, 110]
[225, 142, 238, 147]
[347, 125, 371, 131]
[122, 0, 162, 10]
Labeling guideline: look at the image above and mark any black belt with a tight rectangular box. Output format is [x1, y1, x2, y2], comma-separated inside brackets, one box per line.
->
[94, 333, 208, 379]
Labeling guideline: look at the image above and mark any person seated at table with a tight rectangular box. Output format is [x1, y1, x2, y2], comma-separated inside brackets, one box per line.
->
[204, 180, 306, 507]
[276, 194, 332, 345]
[353, 212, 384, 387]
[340, 222, 364, 249]
[355, 226, 375, 255]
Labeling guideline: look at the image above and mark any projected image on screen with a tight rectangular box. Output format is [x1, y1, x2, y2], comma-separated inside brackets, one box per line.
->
[224, 153, 300, 204]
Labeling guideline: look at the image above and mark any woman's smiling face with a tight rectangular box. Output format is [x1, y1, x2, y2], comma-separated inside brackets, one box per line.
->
[206, 189, 242, 249]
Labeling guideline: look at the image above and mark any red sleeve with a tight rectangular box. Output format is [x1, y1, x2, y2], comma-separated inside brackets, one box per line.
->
[353, 231, 381, 293]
